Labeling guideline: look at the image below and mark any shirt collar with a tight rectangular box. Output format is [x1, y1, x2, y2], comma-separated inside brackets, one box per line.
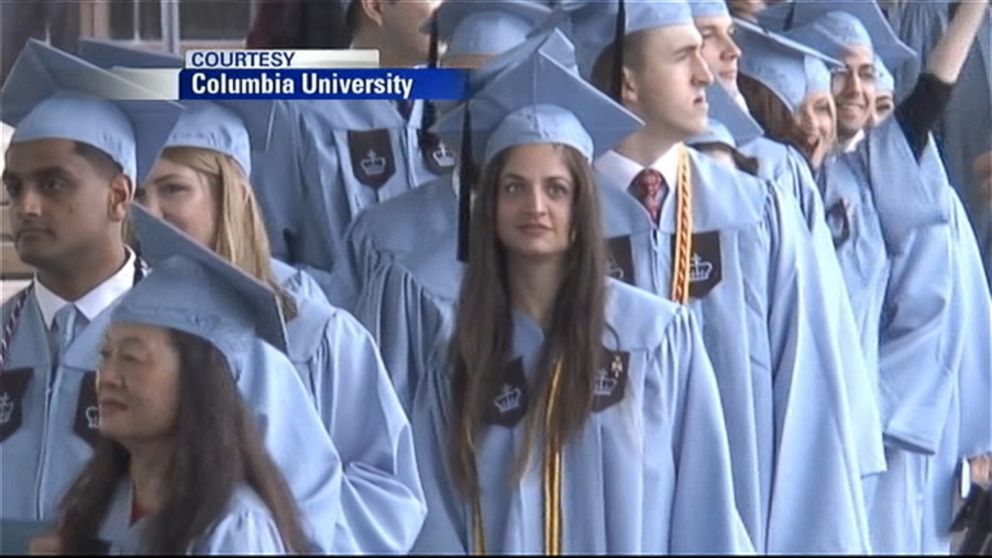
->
[594, 143, 682, 190]
[34, 248, 137, 330]
[839, 129, 866, 154]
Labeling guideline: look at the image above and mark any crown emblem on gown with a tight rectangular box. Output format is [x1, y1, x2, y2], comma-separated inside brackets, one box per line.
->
[361, 150, 387, 176]
[432, 143, 456, 167]
[85, 405, 100, 429]
[494, 384, 522, 414]
[689, 254, 713, 283]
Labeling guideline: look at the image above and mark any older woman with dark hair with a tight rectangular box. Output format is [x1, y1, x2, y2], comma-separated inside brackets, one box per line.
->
[45, 242, 316, 554]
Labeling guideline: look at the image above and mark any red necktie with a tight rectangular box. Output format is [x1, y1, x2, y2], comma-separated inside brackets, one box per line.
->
[630, 168, 667, 223]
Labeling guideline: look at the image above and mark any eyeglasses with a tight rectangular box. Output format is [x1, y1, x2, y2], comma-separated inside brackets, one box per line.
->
[831, 66, 877, 94]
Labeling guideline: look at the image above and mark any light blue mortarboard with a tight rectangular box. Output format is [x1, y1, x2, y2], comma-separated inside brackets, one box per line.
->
[0, 39, 183, 183]
[471, 24, 578, 94]
[77, 39, 274, 176]
[735, 17, 842, 112]
[433, 48, 642, 165]
[688, 0, 730, 19]
[875, 56, 894, 93]
[759, 0, 915, 70]
[117, 204, 288, 355]
[423, 0, 554, 58]
[688, 81, 763, 149]
[566, 0, 694, 80]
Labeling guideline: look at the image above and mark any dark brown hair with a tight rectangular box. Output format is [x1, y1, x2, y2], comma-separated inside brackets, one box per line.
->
[56, 329, 309, 554]
[73, 141, 123, 181]
[448, 144, 607, 500]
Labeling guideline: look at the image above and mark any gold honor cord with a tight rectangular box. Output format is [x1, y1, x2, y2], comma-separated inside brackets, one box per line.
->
[471, 360, 566, 555]
[543, 360, 565, 555]
[670, 146, 694, 304]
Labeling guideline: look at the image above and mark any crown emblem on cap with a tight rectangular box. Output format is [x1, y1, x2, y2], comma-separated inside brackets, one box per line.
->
[0, 393, 13, 425]
[494, 384, 523, 414]
[594, 371, 618, 397]
[432, 143, 456, 167]
[85, 405, 100, 430]
[361, 150, 387, 176]
[689, 254, 713, 283]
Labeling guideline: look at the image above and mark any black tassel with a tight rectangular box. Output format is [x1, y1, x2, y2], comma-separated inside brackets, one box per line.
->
[783, 1, 796, 30]
[457, 107, 473, 263]
[419, 11, 441, 154]
[611, 0, 626, 102]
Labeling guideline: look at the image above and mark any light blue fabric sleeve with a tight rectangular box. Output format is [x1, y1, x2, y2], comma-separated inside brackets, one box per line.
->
[307, 306, 428, 553]
[235, 342, 344, 553]
[663, 307, 756, 554]
[763, 185, 875, 553]
[192, 487, 288, 555]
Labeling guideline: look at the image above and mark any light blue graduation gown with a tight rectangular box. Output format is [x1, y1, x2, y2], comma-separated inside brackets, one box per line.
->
[271, 257, 330, 306]
[274, 258, 428, 554]
[0, 293, 119, 521]
[98, 480, 287, 554]
[0, 287, 346, 553]
[412, 279, 753, 554]
[848, 125, 991, 553]
[868, 188, 991, 554]
[739, 136, 826, 234]
[251, 99, 455, 280]
[739, 137, 887, 510]
[595, 149, 878, 553]
[887, 2, 992, 284]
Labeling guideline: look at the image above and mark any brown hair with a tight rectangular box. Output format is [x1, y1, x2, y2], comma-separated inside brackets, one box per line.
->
[448, 144, 607, 500]
[590, 30, 652, 101]
[159, 146, 297, 320]
[737, 74, 811, 159]
[57, 329, 309, 554]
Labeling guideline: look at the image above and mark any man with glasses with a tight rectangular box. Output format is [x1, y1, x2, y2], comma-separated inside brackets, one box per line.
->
[764, 1, 991, 553]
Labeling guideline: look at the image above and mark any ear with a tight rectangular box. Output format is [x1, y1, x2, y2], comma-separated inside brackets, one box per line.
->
[620, 66, 639, 108]
[107, 173, 133, 223]
[358, 0, 385, 27]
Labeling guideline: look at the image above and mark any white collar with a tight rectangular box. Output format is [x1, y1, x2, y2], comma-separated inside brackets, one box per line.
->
[839, 129, 866, 154]
[34, 249, 137, 330]
[594, 143, 683, 190]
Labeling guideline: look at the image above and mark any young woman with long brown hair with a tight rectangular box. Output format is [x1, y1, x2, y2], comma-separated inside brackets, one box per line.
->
[410, 48, 749, 555]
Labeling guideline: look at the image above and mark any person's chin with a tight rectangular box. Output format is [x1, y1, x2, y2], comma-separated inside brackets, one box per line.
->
[14, 240, 61, 269]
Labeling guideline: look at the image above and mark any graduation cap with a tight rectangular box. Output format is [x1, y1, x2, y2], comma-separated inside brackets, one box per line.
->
[688, 0, 730, 19]
[875, 57, 895, 93]
[115, 204, 288, 357]
[566, 0, 694, 87]
[687, 81, 763, 149]
[422, 0, 554, 59]
[432, 46, 643, 260]
[735, 17, 843, 112]
[471, 25, 578, 96]
[76, 39, 275, 177]
[758, 0, 915, 70]
[0, 39, 183, 183]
